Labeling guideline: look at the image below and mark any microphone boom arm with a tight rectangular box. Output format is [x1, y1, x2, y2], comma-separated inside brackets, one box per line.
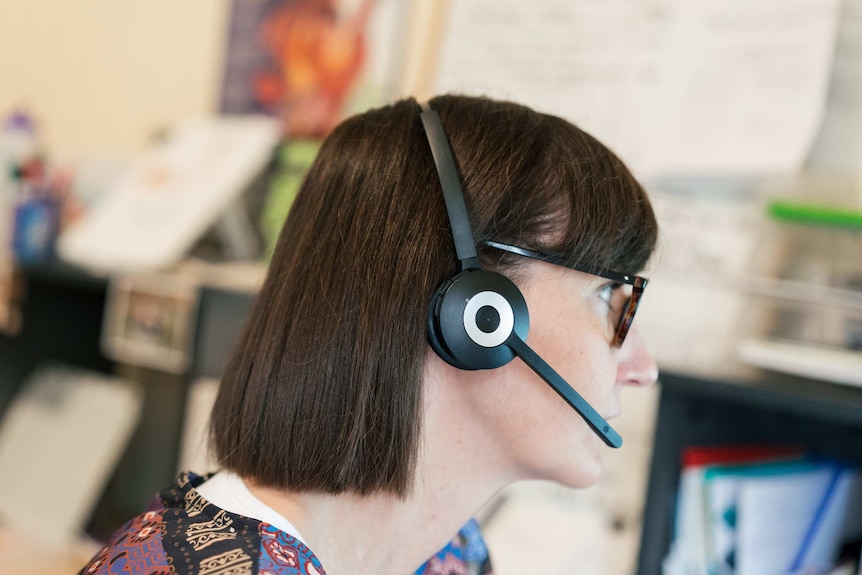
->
[506, 334, 623, 448]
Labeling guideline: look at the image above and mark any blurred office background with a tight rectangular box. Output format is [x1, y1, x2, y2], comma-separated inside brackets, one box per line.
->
[1, 1, 861, 574]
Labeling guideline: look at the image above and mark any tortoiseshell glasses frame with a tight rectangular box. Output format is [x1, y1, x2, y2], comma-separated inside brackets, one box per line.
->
[484, 240, 648, 348]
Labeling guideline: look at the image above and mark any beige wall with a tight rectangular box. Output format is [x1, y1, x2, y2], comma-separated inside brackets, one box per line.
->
[0, 1, 231, 161]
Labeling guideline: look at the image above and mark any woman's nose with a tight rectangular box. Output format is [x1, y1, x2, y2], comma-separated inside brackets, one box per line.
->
[616, 325, 659, 388]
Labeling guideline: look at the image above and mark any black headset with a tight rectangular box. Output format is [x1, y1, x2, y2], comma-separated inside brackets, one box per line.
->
[420, 101, 622, 449]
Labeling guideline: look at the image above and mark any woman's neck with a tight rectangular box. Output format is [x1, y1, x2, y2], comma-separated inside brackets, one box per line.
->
[246, 359, 517, 575]
[248, 477, 494, 575]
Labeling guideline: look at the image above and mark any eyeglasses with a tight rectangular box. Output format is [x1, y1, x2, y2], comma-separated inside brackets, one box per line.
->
[484, 240, 648, 348]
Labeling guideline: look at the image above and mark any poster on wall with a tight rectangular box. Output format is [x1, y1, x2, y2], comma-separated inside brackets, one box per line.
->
[219, 0, 408, 138]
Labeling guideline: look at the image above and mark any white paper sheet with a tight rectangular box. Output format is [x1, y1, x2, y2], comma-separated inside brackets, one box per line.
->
[58, 116, 280, 273]
[665, 467, 711, 575]
[434, 0, 840, 177]
[641, 0, 840, 175]
[794, 470, 862, 575]
[735, 466, 837, 575]
[435, 0, 671, 172]
[0, 365, 142, 546]
[806, 0, 862, 172]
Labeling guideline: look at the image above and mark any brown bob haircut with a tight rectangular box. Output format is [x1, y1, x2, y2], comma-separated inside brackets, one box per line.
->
[210, 94, 658, 496]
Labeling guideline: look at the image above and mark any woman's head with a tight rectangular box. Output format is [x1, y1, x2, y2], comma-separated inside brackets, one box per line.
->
[209, 94, 658, 496]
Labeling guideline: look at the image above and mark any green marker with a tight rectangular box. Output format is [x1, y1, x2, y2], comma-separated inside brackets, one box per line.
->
[768, 199, 862, 230]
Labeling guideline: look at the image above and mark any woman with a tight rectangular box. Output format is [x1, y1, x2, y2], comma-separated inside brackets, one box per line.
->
[80, 94, 658, 575]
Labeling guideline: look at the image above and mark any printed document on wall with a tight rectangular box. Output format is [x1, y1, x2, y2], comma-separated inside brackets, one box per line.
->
[433, 0, 840, 176]
[434, 0, 670, 173]
[641, 0, 840, 175]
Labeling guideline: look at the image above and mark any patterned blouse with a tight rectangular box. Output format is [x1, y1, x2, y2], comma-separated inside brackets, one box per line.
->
[79, 472, 494, 575]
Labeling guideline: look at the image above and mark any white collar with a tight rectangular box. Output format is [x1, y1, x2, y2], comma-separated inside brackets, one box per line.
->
[196, 470, 307, 544]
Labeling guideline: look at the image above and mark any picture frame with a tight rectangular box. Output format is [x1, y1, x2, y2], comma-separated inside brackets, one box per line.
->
[102, 273, 200, 373]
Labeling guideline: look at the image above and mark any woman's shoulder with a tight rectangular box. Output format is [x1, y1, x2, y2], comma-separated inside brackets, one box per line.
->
[78, 472, 325, 575]
[78, 472, 491, 575]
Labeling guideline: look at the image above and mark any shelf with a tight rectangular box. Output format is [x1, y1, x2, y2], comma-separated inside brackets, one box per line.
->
[738, 338, 862, 389]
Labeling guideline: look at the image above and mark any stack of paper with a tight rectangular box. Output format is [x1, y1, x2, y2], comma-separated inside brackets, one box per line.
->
[663, 446, 862, 575]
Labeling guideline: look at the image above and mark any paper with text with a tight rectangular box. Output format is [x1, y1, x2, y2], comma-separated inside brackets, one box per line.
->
[434, 0, 840, 177]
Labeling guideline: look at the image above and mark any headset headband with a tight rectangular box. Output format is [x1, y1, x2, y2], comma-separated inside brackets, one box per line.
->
[419, 99, 622, 449]
[419, 102, 481, 272]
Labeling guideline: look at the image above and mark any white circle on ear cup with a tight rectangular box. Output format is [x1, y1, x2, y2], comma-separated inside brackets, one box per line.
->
[463, 291, 515, 348]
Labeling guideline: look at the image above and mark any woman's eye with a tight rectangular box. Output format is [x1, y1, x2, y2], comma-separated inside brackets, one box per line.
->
[599, 283, 623, 309]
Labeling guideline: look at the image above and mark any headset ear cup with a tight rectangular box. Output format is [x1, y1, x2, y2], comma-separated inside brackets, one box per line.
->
[427, 279, 473, 370]
[428, 269, 529, 370]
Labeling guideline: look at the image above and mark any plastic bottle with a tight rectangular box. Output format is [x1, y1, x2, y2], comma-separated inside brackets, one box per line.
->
[0, 110, 39, 258]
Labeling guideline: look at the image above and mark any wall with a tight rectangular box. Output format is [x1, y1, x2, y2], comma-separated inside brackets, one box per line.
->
[0, 0, 231, 161]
